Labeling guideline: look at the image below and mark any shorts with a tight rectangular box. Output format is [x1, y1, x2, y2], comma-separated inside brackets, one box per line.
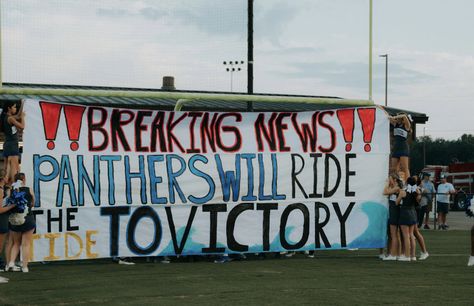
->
[420, 197, 433, 212]
[0, 212, 9, 234]
[3, 140, 19, 157]
[437, 202, 449, 214]
[419, 197, 428, 207]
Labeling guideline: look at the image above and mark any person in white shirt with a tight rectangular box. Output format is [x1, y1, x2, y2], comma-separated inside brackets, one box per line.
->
[436, 175, 455, 230]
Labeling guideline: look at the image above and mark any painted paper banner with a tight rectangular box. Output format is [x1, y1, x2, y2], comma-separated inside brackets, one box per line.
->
[21, 99, 390, 261]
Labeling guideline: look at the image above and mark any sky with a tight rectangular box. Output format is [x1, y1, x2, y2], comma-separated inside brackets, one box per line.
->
[2, 0, 473, 139]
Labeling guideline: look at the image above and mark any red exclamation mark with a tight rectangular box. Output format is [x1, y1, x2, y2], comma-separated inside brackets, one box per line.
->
[336, 109, 355, 152]
[63, 105, 86, 151]
[357, 108, 376, 152]
[39, 102, 62, 150]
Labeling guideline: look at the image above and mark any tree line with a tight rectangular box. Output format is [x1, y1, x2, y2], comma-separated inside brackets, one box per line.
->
[410, 134, 474, 175]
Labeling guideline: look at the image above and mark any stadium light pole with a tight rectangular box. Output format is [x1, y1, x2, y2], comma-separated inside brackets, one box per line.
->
[223, 61, 244, 92]
[379, 54, 388, 106]
[368, 0, 373, 101]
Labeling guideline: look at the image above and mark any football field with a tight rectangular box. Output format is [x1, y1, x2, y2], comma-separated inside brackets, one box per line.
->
[1, 230, 472, 306]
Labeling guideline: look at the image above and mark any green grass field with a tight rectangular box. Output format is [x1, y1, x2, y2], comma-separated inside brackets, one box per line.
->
[1, 230, 472, 306]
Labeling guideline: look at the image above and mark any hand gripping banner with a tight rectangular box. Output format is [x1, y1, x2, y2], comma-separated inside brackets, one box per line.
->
[21, 99, 390, 261]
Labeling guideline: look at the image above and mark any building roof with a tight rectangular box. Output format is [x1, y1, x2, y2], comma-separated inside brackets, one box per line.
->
[0, 82, 428, 123]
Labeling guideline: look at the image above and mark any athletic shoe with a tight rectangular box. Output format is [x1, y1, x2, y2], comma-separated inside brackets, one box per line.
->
[411, 257, 417, 261]
[5, 264, 21, 272]
[236, 254, 247, 260]
[0, 276, 8, 283]
[118, 258, 135, 265]
[214, 255, 232, 264]
[21, 267, 29, 273]
[468, 256, 474, 267]
[419, 252, 430, 260]
[423, 224, 430, 229]
[383, 255, 397, 261]
[285, 252, 296, 258]
[160, 256, 171, 264]
[397, 255, 411, 262]
[378, 253, 386, 259]
[307, 252, 315, 259]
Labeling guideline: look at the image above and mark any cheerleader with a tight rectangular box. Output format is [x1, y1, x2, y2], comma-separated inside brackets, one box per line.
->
[0, 177, 14, 271]
[382, 173, 402, 260]
[1, 102, 25, 184]
[5, 173, 35, 273]
[389, 113, 411, 181]
[396, 176, 420, 261]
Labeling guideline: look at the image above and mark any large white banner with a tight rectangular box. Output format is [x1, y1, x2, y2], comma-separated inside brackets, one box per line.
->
[21, 99, 390, 261]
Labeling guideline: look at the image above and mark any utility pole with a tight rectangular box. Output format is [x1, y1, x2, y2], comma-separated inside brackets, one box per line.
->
[247, 0, 254, 111]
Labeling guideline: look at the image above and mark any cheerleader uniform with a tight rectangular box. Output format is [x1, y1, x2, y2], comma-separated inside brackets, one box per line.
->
[392, 123, 409, 158]
[0, 191, 10, 234]
[2, 114, 20, 158]
[399, 191, 418, 225]
[9, 187, 35, 233]
[388, 193, 400, 225]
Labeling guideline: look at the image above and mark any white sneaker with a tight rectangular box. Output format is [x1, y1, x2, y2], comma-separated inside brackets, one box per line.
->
[419, 252, 430, 260]
[6, 264, 21, 272]
[378, 254, 386, 259]
[397, 255, 411, 262]
[0, 276, 8, 283]
[118, 259, 135, 265]
[22, 267, 29, 273]
[468, 256, 474, 267]
[285, 252, 296, 258]
[382, 255, 397, 261]
[411, 257, 417, 261]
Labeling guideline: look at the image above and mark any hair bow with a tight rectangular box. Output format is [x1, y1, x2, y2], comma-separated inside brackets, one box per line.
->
[11, 180, 22, 190]
[406, 184, 417, 193]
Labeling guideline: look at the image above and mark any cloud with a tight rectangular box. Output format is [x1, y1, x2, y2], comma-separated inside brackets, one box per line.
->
[260, 46, 324, 56]
[95, 1, 246, 35]
[96, 8, 131, 18]
[94, 0, 307, 42]
[275, 61, 436, 89]
[139, 7, 168, 21]
[255, 1, 305, 46]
